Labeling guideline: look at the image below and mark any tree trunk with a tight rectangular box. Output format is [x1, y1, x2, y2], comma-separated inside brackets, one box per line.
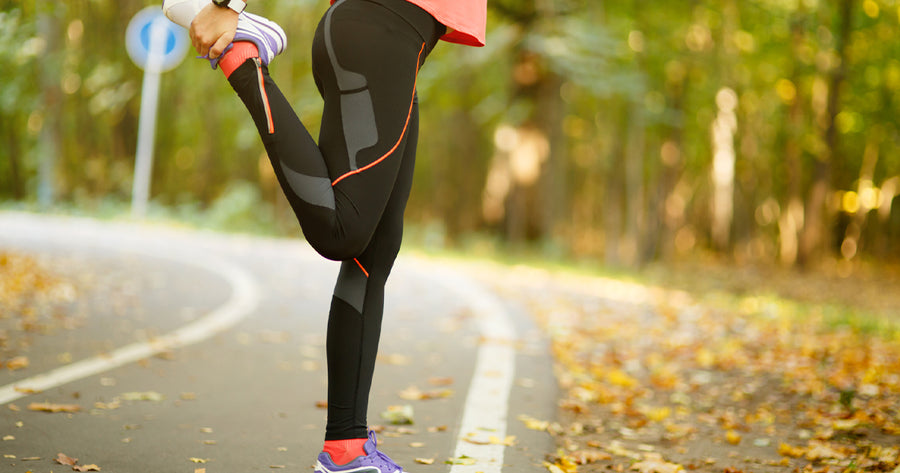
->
[798, 0, 854, 267]
[778, 10, 807, 267]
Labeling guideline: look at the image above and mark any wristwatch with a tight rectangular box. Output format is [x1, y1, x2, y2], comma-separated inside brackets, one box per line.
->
[212, 0, 246, 14]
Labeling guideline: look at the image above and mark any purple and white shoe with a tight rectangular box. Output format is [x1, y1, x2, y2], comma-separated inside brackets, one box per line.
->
[232, 11, 286, 66]
[315, 431, 405, 473]
[162, 0, 286, 68]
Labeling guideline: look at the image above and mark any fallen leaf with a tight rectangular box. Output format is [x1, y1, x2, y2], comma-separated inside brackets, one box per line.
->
[189, 457, 210, 463]
[428, 377, 454, 386]
[194, 469, 206, 473]
[545, 456, 579, 473]
[73, 464, 101, 471]
[315, 400, 328, 409]
[605, 441, 642, 460]
[630, 458, 684, 473]
[445, 455, 476, 465]
[725, 430, 741, 445]
[93, 400, 121, 410]
[398, 386, 453, 401]
[6, 356, 29, 371]
[56, 453, 78, 466]
[777, 443, 806, 458]
[120, 391, 164, 401]
[380, 405, 414, 425]
[518, 414, 550, 431]
[409, 442, 425, 448]
[269, 465, 285, 469]
[805, 441, 848, 461]
[415, 458, 435, 465]
[571, 449, 613, 464]
[30, 402, 81, 413]
[14, 386, 41, 394]
[489, 435, 516, 446]
[2, 435, 13, 441]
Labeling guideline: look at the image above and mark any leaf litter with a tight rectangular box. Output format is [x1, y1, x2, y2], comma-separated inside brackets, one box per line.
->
[474, 263, 900, 473]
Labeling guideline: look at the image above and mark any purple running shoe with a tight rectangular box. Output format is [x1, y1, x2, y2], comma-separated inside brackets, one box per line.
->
[315, 431, 405, 473]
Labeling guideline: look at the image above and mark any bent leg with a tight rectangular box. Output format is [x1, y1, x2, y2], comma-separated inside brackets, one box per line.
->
[227, 0, 439, 261]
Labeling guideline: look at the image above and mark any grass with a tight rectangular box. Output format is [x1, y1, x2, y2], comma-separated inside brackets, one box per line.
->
[3, 198, 898, 339]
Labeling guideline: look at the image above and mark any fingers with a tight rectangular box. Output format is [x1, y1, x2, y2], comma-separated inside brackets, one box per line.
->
[209, 31, 235, 59]
[189, 24, 210, 57]
[188, 4, 238, 58]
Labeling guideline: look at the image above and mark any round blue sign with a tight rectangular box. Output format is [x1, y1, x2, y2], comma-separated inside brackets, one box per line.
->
[126, 6, 189, 72]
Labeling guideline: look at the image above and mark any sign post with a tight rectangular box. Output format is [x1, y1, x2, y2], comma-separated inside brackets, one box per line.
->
[126, 7, 188, 218]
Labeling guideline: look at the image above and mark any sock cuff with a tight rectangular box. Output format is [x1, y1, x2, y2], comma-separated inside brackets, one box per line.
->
[220, 41, 260, 78]
[323, 438, 367, 465]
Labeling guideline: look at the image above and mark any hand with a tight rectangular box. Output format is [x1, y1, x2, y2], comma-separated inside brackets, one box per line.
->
[189, 3, 239, 59]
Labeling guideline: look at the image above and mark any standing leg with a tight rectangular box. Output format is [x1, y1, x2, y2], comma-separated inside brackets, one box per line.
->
[325, 99, 418, 441]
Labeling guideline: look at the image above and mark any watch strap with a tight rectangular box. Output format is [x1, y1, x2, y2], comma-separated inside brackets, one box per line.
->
[214, 0, 246, 13]
[228, 0, 246, 13]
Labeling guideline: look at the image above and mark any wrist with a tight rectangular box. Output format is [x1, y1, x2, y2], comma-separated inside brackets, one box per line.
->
[212, 0, 246, 14]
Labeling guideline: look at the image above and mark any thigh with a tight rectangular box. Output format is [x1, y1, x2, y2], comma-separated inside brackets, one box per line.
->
[310, 0, 428, 248]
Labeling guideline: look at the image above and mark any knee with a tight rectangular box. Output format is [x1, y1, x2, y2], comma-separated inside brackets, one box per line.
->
[307, 233, 370, 262]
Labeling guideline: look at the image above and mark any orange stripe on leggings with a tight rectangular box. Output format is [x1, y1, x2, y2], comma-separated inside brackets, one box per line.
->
[331, 42, 426, 187]
[256, 61, 274, 134]
[353, 258, 369, 278]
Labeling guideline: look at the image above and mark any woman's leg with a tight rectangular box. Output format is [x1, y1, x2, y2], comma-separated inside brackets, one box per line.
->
[325, 101, 418, 440]
[226, 0, 438, 262]
[223, 0, 444, 456]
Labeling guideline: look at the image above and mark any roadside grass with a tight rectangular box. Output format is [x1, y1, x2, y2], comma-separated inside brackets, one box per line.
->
[4, 198, 897, 340]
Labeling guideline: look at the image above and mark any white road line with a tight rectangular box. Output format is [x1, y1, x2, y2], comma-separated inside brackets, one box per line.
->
[425, 266, 516, 473]
[0, 213, 261, 406]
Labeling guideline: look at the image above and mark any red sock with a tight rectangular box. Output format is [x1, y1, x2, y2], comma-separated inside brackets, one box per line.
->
[323, 438, 367, 465]
[219, 41, 259, 78]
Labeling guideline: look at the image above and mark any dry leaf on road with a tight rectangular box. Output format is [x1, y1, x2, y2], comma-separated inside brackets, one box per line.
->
[73, 464, 101, 471]
[31, 402, 81, 413]
[56, 452, 78, 466]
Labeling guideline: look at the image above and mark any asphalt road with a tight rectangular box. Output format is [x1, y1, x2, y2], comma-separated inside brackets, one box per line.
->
[0, 212, 556, 473]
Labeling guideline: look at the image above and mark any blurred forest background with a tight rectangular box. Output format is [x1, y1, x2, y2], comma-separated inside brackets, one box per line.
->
[2, 0, 900, 270]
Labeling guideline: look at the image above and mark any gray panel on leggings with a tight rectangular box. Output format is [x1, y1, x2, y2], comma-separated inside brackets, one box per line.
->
[280, 161, 336, 209]
[341, 90, 378, 171]
[324, 0, 367, 91]
[333, 260, 367, 313]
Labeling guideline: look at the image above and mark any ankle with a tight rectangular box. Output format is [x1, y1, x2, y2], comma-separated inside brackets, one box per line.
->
[323, 438, 367, 465]
[219, 41, 259, 78]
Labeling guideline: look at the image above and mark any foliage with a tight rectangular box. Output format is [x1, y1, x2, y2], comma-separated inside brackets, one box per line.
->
[2, 0, 900, 267]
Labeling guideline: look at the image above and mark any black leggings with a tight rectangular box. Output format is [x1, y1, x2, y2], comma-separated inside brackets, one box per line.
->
[226, 0, 444, 440]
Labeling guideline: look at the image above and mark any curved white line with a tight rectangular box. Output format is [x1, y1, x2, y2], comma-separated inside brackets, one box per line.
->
[0, 214, 261, 405]
[423, 265, 516, 473]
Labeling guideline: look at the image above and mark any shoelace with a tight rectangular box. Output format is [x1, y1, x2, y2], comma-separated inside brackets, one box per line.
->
[372, 449, 403, 472]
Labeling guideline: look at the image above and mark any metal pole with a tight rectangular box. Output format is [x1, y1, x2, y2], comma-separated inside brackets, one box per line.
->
[131, 17, 167, 218]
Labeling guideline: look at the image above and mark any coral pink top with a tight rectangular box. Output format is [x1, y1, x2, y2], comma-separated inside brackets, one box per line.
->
[330, 0, 486, 47]
[407, 0, 486, 47]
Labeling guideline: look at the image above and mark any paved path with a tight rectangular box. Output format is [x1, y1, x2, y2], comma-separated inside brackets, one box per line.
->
[0, 212, 556, 473]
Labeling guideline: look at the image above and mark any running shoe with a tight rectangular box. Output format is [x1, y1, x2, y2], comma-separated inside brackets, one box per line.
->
[162, 0, 287, 68]
[315, 431, 405, 473]
[232, 11, 287, 66]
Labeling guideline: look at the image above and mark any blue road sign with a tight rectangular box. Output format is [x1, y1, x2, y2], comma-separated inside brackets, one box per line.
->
[126, 6, 189, 72]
